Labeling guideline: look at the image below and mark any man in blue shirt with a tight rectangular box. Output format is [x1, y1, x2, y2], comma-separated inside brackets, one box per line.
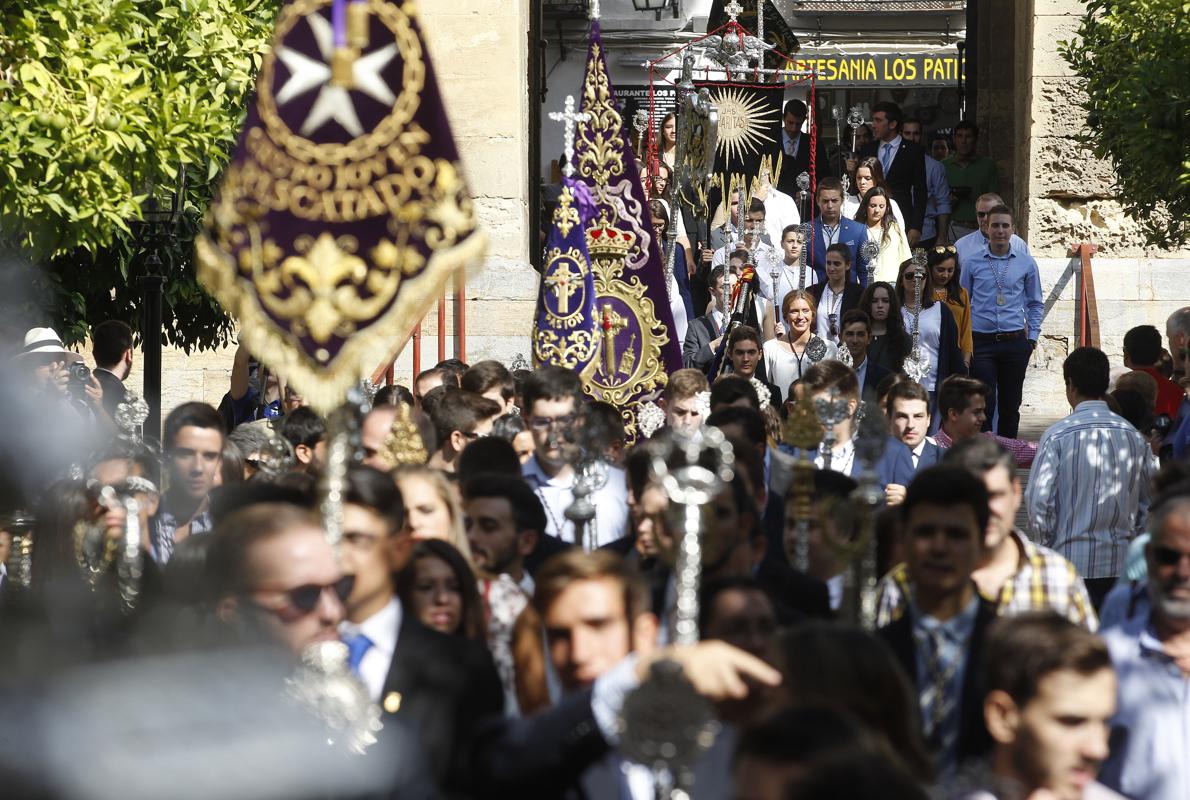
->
[902, 119, 952, 248]
[810, 177, 872, 286]
[1099, 494, 1190, 800]
[959, 205, 1043, 439]
[955, 192, 1031, 266]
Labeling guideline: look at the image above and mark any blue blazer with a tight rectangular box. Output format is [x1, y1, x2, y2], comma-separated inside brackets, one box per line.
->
[778, 435, 915, 494]
[915, 439, 945, 472]
[810, 217, 873, 288]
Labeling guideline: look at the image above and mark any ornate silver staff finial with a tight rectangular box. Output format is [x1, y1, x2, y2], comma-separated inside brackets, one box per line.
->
[550, 95, 590, 178]
[796, 171, 810, 194]
[859, 238, 881, 286]
[847, 104, 866, 153]
[588, 0, 600, 20]
[285, 641, 383, 755]
[798, 221, 812, 291]
[724, 0, 743, 24]
[617, 428, 733, 799]
[2, 511, 35, 591]
[841, 171, 851, 196]
[852, 401, 888, 629]
[903, 253, 931, 383]
[813, 386, 851, 473]
[115, 394, 151, 443]
[837, 340, 854, 368]
[632, 109, 648, 156]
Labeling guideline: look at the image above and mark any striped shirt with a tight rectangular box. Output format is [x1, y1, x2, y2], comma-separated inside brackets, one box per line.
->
[1025, 400, 1155, 579]
[933, 429, 1037, 469]
[875, 530, 1098, 630]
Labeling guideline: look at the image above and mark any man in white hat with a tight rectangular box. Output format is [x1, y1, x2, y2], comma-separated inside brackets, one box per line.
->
[13, 326, 107, 422]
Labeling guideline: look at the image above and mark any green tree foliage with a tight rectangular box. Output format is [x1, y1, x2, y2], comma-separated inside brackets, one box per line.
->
[1060, 0, 1190, 249]
[0, 0, 280, 350]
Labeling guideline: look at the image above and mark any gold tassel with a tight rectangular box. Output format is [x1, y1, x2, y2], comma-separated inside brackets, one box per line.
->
[331, 47, 356, 88]
[348, 2, 370, 50]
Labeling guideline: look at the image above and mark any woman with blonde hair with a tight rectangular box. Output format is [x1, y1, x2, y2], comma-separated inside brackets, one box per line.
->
[763, 290, 838, 400]
[393, 465, 473, 564]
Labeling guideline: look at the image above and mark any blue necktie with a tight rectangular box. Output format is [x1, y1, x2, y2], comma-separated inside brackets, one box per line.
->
[345, 632, 373, 674]
[880, 142, 893, 173]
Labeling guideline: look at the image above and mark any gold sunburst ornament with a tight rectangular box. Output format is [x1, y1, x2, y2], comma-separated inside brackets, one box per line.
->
[709, 86, 779, 164]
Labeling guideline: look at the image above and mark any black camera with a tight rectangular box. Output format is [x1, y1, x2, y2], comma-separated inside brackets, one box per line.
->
[67, 362, 91, 400]
[1151, 413, 1173, 439]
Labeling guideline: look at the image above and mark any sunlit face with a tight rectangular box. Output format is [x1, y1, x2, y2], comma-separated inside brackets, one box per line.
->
[665, 394, 703, 434]
[409, 554, 463, 635]
[901, 121, 922, 144]
[901, 268, 927, 300]
[526, 396, 577, 470]
[710, 274, 726, 310]
[932, 257, 956, 289]
[397, 475, 453, 541]
[781, 230, 803, 264]
[982, 464, 1021, 553]
[824, 252, 848, 285]
[996, 668, 1117, 800]
[729, 191, 740, 222]
[783, 110, 805, 138]
[511, 430, 535, 464]
[168, 426, 223, 502]
[662, 116, 676, 145]
[868, 287, 891, 322]
[340, 503, 400, 618]
[785, 298, 814, 335]
[651, 169, 669, 197]
[1147, 509, 1190, 620]
[745, 209, 765, 234]
[947, 392, 988, 439]
[870, 110, 893, 141]
[816, 189, 843, 221]
[842, 322, 870, 363]
[931, 138, 950, 161]
[244, 526, 345, 655]
[988, 213, 1014, 251]
[730, 338, 761, 379]
[855, 166, 874, 196]
[651, 215, 667, 240]
[890, 398, 929, 448]
[543, 577, 633, 692]
[866, 195, 887, 225]
[976, 197, 999, 236]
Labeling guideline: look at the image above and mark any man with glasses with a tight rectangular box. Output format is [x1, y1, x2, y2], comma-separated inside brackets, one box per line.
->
[960, 204, 1043, 439]
[808, 244, 863, 347]
[1100, 493, 1190, 800]
[425, 389, 502, 473]
[521, 366, 629, 549]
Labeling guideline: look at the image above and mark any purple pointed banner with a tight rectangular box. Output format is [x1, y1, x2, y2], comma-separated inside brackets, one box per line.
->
[572, 20, 682, 442]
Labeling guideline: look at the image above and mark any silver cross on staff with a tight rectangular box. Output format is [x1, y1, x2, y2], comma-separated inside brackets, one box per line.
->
[724, 0, 744, 23]
[549, 95, 590, 178]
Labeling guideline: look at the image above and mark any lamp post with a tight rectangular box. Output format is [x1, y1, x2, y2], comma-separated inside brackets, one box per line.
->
[133, 166, 186, 441]
[630, 0, 675, 21]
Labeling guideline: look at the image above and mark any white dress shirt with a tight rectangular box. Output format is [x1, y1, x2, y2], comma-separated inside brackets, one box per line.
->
[339, 597, 401, 702]
[523, 455, 628, 549]
[757, 261, 816, 313]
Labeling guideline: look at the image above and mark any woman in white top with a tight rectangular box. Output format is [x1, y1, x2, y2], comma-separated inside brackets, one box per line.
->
[657, 112, 677, 169]
[843, 156, 906, 232]
[894, 257, 964, 401]
[855, 186, 910, 284]
[763, 290, 839, 400]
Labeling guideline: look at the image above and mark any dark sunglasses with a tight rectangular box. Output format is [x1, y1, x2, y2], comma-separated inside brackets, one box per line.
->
[1152, 545, 1190, 567]
[274, 575, 356, 614]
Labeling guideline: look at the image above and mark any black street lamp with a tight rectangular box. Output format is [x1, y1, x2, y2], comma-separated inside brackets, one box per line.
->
[631, 0, 676, 21]
[133, 166, 186, 442]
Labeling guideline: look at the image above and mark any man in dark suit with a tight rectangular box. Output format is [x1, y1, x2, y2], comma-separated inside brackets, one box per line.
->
[838, 309, 892, 400]
[91, 319, 133, 420]
[771, 99, 834, 206]
[682, 265, 728, 371]
[335, 467, 504, 794]
[810, 178, 873, 286]
[877, 466, 995, 776]
[859, 101, 928, 247]
[886, 379, 944, 473]
[808, 244, 865, 345]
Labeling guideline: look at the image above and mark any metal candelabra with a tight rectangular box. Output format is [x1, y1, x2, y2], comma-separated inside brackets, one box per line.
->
[850, 401, 888, 629]
[813, 386, 851, 473]
[860, 238, 881, 286]
[903, 250, 930, 383]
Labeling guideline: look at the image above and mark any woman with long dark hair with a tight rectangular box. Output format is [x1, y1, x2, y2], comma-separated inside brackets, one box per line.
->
[843, 156, 906, 232]
[895, 258, 966, 411]
[855, 186, 911, 284]
[656, 111, 677, 168]
[395, 539, 487, 642]
[928, 245, 973, 368]
[859, 281, 910, 374]
[649, 198, 695, 340]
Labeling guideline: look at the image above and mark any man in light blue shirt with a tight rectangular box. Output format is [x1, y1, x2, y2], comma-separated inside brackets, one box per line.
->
[902, 119, 952, 247]
[954, 193, 1031, 266]
[1099, 495, 1190, 800]
[959, 204, 1043, 439]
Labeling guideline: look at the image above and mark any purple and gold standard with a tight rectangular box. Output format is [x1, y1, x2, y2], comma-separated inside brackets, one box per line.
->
[196, 0, 484, 412]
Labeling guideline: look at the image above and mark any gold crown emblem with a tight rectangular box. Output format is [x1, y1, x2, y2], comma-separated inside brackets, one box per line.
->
[585, 215, 636, 259]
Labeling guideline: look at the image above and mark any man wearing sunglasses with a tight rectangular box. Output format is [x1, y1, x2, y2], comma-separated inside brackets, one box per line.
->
[426, 388, 502, 474]
[1100, 493, 1190, 800]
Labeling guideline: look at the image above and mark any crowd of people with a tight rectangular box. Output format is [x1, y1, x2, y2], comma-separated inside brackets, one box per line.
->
[2, 98, 1188, 799]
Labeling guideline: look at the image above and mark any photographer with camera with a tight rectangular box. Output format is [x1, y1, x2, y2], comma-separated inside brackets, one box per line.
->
[13, 326, 108, 425]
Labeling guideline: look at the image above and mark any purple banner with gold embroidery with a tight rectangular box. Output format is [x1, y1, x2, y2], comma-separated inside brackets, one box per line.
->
[574, 20, 682, 442]
[533, 177, 599, 373]
[196, 0, 485, 413]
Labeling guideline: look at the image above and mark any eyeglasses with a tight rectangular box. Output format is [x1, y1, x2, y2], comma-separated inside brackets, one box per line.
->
[528, 414, 576, 432]
[461, 430, 489, 440]
[1152, 545, 1190, 567]
[258, 575, 355, 616]
[932, 245, 957, 255]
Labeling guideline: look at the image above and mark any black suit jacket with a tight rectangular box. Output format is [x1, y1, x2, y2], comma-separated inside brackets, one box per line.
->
[877, 598, 996, 769]
[860, 138, 928, 235]
[755, 553, 831, 621]
[524, 532, 572, 577]
[94, 368, 127, 420]
[915, 439, 945, 471]
[772, 134, 833, 200]
[381, 613, 505, 795]
[860, 358, 893, 399]
[683, 314, 720, 372]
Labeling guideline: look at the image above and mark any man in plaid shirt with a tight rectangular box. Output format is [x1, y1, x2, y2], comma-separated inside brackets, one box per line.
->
[876, 436, 1095, 629]
[933, 375, 1038, 468]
